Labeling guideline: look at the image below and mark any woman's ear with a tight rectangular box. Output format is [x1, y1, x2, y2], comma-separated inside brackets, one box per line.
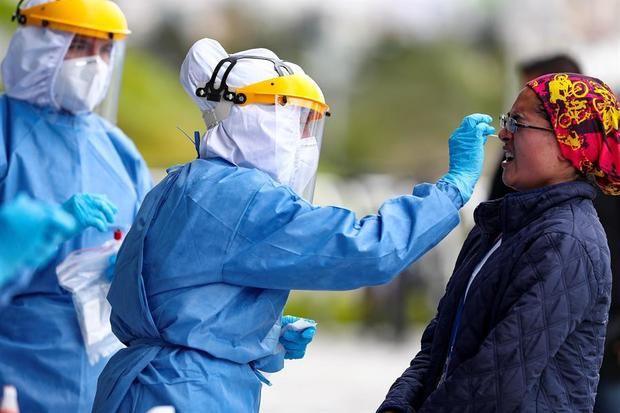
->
[554, 147, 580, 179]
[557, 152, 568, 162]
[562, 161, 581, 181]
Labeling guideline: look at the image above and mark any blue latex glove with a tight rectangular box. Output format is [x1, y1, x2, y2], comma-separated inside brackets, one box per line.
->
[439, 113, 495, 205]
[62, 193, 118, 233]
[280, 315, 317, 360]
[0, 194, 77, 286]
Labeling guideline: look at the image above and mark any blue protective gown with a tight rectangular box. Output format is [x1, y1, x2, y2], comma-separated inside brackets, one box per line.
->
[93, 157, 461, 413]
[0, 96, 152, 412]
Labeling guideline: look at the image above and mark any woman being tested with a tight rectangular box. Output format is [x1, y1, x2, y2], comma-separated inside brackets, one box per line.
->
[93, 38, 495, 412]
[378, 73, 619, 413]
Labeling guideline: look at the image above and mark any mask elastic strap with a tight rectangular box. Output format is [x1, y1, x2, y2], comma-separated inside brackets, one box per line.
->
[11, 0, 26, 25]
[195, 55, 294, 104]
[201, 100, 234, 130]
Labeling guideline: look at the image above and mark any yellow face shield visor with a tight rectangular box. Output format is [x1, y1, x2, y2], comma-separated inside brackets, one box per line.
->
[12, 0, 130, 40]
[235, 74, 330, 118]
[195, 55, 330, 121]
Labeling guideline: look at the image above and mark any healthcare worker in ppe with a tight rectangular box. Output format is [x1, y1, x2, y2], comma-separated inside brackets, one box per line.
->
[93, 38, 495, 413]
[0, 0, 152, 411]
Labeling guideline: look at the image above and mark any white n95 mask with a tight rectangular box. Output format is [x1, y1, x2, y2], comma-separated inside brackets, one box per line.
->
[53, 56, 110, 114]
[288, 136, 320, 198]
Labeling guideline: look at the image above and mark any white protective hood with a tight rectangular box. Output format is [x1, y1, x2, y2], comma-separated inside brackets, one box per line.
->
[180, 38, 313, 186]
[1, 0, 115, 115]
[1, 26, 73, 110]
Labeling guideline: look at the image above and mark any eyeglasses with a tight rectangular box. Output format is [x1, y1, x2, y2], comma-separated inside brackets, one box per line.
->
[500, 113, 554, 134]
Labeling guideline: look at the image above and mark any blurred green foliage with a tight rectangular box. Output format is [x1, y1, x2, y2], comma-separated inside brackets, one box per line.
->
[283, 287, 435, 331]
[284, 291, 365, 325]
[0, 1, 13, 18]
[118, 48, 200, 167]
[329, 38, 503, 179]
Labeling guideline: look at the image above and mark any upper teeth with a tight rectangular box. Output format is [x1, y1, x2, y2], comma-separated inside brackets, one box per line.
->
[504, 151, 514, 160]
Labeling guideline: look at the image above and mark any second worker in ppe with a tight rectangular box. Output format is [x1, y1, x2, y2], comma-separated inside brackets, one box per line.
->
[0, 0, 152, 411]
[93, 38, 495, 412]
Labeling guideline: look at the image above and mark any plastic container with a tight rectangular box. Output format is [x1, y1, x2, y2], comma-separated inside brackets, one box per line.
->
[0, 385, 20, 413]
[146, 407, 175, 413]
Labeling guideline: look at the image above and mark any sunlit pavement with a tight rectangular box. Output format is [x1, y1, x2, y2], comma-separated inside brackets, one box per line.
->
[260, 330, 421, 413]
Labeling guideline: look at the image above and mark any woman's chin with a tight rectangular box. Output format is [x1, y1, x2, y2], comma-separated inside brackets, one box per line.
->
[501, 171, 516, 191]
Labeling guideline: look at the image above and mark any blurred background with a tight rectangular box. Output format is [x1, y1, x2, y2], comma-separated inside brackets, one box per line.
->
[0, 0, 618, 410]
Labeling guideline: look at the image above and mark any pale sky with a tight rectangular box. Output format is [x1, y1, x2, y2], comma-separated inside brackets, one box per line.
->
[115, 0, 619, 89]
[116, 0, 486, 42]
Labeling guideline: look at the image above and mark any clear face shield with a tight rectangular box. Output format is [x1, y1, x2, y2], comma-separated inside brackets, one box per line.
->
[193, 54, 330, 201]
[273, 96, 327, 201]
[54, 33, 126, 121]
[96, 39, 126, 124]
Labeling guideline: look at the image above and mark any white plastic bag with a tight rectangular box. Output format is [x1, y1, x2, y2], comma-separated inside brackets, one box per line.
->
[56, 233, 125, 365]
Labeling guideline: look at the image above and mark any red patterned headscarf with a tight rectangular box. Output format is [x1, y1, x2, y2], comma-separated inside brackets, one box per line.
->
[527, 73, 620, 195]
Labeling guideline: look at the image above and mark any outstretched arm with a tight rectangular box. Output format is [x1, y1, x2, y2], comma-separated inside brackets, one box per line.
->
[222, 114, 494, 291]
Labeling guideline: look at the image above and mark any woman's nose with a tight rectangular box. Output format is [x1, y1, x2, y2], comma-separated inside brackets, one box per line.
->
[498, 128, 512, 142]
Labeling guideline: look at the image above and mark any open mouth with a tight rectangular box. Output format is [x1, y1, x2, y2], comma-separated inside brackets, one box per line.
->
[502, 149, 515, 165]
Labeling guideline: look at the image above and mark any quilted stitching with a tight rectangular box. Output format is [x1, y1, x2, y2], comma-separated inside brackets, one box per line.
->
[377, 181, 612, 413]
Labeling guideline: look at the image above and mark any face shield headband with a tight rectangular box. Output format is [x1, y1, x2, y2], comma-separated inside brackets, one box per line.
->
[11, 0, 27, 24]
[195, 55, 296, 130]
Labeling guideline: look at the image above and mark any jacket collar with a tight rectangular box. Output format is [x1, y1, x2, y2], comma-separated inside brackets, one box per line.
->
[474, 180, 597, 237]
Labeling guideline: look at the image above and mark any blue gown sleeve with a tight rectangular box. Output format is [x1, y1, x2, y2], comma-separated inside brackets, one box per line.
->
[102, 120, 153, 207]
[252, 350, 285, 373]
[0, 97, 8, 190]
[134, 160, 153, 208]
[0, 98, 36, 306]
[222, 181, 461, 291]
[0, 268, 32, 308]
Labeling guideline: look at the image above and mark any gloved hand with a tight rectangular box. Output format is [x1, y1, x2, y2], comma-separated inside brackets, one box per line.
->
[0, 194, 77, 286]
[440, 113, 495, 205]
[62, 193, 118, 233]
[280, 315, 317, 360]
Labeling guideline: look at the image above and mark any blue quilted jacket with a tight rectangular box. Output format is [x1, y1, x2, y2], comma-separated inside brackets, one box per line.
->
[378, 181, 612, 413]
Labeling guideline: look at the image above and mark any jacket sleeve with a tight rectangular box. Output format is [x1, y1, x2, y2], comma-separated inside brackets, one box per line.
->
[221, 181, 461, 291]
[377, 316, 438, 413]
[132, 156, 153, 208]
[417, 232, 599, 412]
